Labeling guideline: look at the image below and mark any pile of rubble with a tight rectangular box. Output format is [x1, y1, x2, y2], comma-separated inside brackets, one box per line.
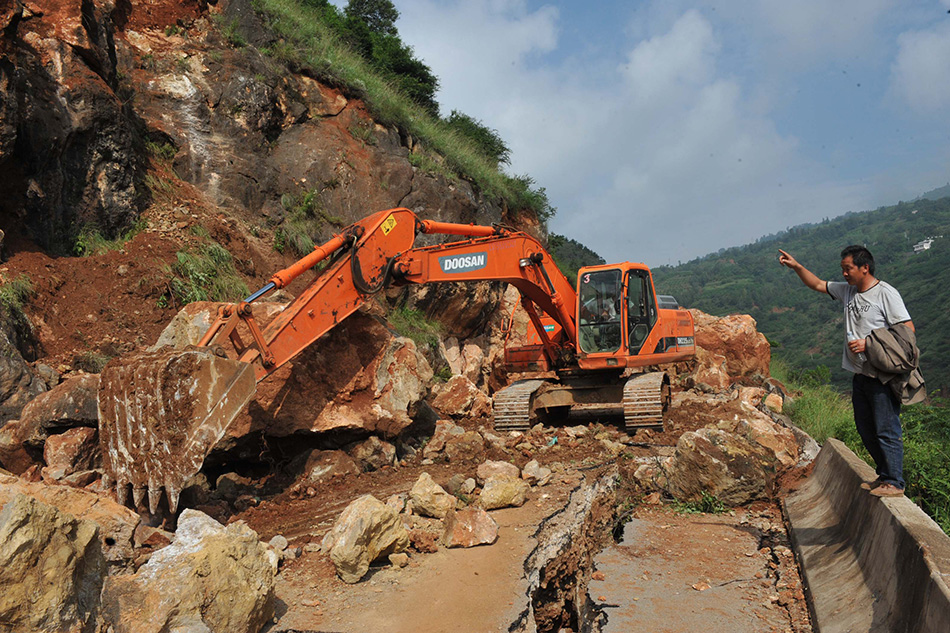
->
[0, 305, 818, 631]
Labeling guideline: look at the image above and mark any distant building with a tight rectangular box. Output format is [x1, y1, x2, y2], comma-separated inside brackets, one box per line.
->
[913, 236, 942, 253]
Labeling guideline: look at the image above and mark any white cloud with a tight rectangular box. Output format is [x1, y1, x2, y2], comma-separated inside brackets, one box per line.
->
[385, 2, 881, 264]
[889, 22, 950, 113]
[620, 10, 718, 103]
[704, 0, 895, 68]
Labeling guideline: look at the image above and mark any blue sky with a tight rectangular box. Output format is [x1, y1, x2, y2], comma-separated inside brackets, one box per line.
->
[337, 1, 950, 266]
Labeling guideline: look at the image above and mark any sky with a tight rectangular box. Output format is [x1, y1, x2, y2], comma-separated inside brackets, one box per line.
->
[335, 1, 950, 266]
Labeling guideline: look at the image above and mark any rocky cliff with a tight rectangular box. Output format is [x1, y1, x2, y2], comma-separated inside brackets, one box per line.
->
[0, 0, 526, 423]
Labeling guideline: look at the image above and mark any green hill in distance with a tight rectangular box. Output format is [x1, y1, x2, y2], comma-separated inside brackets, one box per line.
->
[651, 196, 950, 393]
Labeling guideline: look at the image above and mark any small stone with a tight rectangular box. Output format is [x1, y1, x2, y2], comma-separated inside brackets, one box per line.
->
[269, 535, 289, 552]
[389, 552, 409, 568]
[592, 571, 606, 581]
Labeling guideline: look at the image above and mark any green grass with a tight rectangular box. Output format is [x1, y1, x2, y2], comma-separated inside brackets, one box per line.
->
[671, 491, 728, 514]
[274, 188, 344, 257]
[251, 0, 554, 221]
[165, 242, 250, 304]
[74, 219, 147, 257]
[0, 274, 33, 310]
[774, 358, 950, 533]
[387, 306, 442, 350]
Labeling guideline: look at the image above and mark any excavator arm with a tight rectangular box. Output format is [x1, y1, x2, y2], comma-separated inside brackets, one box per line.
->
[198, 209, 578, 380]
[98, 208, 579, 513]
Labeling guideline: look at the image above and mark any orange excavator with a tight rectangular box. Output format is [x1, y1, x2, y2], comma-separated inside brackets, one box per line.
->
[98, 208, 694, 513]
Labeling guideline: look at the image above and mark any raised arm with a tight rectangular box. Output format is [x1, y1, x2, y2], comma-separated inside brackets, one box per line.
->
[778, 250, 828, 294]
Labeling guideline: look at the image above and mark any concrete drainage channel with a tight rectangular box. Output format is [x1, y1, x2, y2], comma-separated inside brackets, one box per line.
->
[784, 439, 950, 633]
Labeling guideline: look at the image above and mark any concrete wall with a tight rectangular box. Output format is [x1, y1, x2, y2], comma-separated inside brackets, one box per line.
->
[784, 439, 950, 632]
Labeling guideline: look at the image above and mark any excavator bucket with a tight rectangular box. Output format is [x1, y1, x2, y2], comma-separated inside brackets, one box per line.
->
[97, 346, 257, 514]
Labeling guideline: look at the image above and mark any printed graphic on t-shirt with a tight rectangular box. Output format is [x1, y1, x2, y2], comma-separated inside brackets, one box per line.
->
[847, 301, 871, 319]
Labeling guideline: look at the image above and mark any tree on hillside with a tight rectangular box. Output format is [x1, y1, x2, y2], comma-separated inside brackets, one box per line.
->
[306, 0, 440, 115]
[445, 110, 511, 166]
[345, 0, 399, 35]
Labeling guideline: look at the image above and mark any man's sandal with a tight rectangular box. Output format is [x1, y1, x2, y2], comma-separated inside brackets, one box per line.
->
[860, 479, 882, 491]
[869, 484, 904, 498]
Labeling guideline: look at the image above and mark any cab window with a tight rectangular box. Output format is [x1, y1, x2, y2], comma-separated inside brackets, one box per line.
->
[626, 270, 656, 353]
[578, 269, 622, 353]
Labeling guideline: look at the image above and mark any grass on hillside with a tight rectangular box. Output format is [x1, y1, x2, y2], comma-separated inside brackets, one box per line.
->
[774, 359, 950, 533]
[164, 242, 250, 305]
[251, 0, 554, 221]
[74, 219, 148, 257]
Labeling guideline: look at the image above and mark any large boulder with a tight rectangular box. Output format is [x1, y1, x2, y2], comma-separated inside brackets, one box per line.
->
[0, 494, 105, 633]
[42, 426, 99, 481]
[664, 415, 798, 505]
[0, 473, 140, 570]
[349, 436, 396, 472]
[422, 420, 465, 459]
[101, 510, 277, 633]
[479, 475, 530, 510]
[322, 495, 410, 584]
[0, 373, 98, 474]
[299, 449, 361, 486]
[476, 459, 521, 485]
[689, 310, 771, 381]
[0, 320, 46, 425]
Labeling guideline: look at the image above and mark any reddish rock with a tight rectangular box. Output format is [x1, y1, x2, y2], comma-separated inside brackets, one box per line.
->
[0, 419, 39, 474]
[690, 310, 771, 381]
[444, 431, 486, 463]
[422, 420, 465, 459]
[42, 427, 99, 481]
[432, 375, 492, 420]
[23, 373, 99, 434]
[442, 507, 499, 548]
[348, 436, 396, 472]
[300, 450, 361, 486]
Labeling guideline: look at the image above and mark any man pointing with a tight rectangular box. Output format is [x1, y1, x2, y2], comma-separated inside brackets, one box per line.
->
[778, 246, 913, 498]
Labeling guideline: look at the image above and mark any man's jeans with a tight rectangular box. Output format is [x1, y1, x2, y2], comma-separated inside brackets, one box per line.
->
[852, 373, 905, 489]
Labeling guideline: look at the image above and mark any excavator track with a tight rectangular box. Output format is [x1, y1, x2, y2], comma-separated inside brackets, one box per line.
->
[622, 371, 670, 433]
[492, 379, 548, 432]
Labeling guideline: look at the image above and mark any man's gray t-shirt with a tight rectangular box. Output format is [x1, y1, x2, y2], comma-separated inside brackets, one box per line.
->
[827, 280, 911, 375]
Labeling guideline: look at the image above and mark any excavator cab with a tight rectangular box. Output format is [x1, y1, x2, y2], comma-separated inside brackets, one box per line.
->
[576, 264, 663, 360]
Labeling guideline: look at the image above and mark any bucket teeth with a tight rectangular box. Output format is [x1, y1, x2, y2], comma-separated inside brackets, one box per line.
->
[116, 481, 129, 507]
[97, 346, 257, 514]
[166, 483, 182, 514]
[132, 486, 146, 509]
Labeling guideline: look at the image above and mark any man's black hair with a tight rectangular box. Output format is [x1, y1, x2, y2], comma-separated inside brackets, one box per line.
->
[841, 245, 875, 275]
